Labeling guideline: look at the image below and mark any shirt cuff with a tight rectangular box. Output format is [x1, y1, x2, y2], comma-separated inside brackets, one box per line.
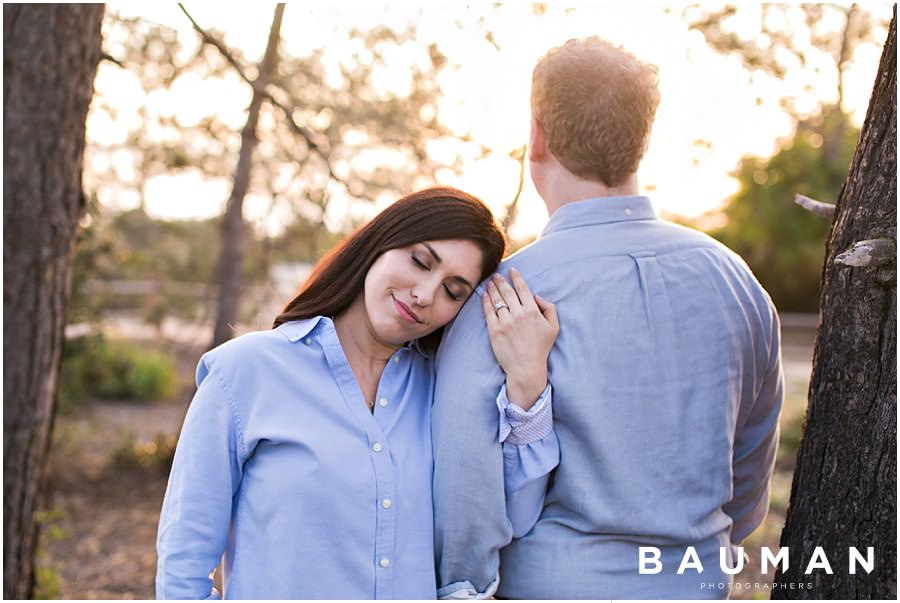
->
[437, 574, 500, 599]
[496, 383, 553, 445]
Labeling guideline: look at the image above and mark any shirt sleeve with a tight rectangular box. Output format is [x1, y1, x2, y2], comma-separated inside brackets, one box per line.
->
[156, 359, 245, 600]
[496, 384, 559, 538]
[724, 309, 784, 543]
[432, 289, 515, 598]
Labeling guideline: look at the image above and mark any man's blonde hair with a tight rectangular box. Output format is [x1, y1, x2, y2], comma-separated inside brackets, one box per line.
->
[531, 37, 660, 187]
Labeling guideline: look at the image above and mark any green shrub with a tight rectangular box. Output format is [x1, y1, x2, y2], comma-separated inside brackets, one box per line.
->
[34, 506, 68, 599]
[33, 564, 63, 600]
[59, 335, 176, 411]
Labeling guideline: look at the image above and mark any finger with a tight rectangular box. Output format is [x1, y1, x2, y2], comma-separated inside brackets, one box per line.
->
[481, 290, 498, 329]
[486, 280, 512, 319]
[493, 273, 522, 310]
[508, 268, 538, 312]
[535, 294, 559, 331]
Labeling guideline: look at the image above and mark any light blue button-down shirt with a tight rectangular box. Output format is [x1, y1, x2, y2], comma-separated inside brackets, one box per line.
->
[432, 196, 783, 599]
[156, 316, 558, 599]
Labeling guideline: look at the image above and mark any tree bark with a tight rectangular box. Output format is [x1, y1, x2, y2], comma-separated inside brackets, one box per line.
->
[773, 8, 896, 599]
[210, 4, 284, 347]
[3, 4, 104, 599]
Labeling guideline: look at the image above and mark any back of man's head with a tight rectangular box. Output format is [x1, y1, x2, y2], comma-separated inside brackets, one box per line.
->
[531, 37, 660, 188]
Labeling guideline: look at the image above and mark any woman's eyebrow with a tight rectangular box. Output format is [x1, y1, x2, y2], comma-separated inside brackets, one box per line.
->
[422, 242, 442, 263]
[451, 275, 474, 290]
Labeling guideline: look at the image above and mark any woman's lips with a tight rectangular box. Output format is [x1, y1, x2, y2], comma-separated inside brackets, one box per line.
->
[393, 297, 421, 324]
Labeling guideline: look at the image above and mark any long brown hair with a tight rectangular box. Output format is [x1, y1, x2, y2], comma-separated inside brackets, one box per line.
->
[273, 187, 506, 344]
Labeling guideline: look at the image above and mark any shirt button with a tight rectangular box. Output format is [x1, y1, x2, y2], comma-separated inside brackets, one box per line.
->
[379, 558, 391, 568]
[372, 442, 383, 453]
[378, 398, 389, 407]
[392, 356, 399, 364]
[381, 499, 392, 509]
[304, 338, 311, 345]
[624, 208, 632, 216]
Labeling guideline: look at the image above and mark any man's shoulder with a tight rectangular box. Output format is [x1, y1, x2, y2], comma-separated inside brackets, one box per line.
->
[498, 217, 733, 268]
[499, 217, 771, 306]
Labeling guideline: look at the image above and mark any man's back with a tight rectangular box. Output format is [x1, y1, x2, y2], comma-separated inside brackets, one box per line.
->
[432, 196, 783, 599]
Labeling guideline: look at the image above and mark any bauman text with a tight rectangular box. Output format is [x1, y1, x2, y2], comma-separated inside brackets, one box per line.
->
[638, 547, 875, 575]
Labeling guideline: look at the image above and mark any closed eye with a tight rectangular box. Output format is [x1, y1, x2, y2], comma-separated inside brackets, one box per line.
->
[412, 254, 430, 271]
[444, 284, 463, 302]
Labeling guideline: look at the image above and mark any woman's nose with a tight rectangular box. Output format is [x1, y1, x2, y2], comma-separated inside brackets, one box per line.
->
[411, 284, 434, 307]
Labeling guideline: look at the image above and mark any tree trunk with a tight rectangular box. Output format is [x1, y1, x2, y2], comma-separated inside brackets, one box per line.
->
[210, 4, 284, 347]
[3, 4, 104, 599]
[773, 8, 896, 599]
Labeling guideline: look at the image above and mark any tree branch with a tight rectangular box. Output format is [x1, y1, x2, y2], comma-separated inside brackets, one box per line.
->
[501, 144, 527, 232]
[178, 4, 252, 82]
[177, 3, 356, 197]
[795, 193, 836, 219]
[101, 52, 126, 69]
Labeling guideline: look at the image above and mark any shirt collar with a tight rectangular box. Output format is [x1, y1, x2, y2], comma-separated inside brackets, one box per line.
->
[277, 315, 431, 359]
[541, 195, 657, 238]
[276, 316, 326, 342]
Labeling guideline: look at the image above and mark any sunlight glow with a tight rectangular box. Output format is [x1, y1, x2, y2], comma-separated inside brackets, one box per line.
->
[89, 1, 889, 240]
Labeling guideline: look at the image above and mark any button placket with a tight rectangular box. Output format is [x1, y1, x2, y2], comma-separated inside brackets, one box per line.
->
[371, 436, 396, 598]
[318, 322, 396, 597]
[372, 349, 405, 598]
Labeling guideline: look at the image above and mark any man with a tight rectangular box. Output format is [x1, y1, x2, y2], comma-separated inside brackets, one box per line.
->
[432, 37, 783, 599]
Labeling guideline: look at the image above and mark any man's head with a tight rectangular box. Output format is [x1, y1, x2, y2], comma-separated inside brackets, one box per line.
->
[531, 37, 660, 189]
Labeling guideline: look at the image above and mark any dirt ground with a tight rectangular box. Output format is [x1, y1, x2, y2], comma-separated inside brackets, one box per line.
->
[35, 334, 814, 600]
[36, 344, 200, 600]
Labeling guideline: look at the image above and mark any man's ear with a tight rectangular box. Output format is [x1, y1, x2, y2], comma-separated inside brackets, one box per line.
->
[528, 116, 547, 162]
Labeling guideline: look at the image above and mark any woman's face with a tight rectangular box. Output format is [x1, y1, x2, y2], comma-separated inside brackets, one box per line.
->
[363, 239, 483, 346]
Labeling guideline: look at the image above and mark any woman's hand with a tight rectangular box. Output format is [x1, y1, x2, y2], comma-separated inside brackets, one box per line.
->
[482, 268, 559, 410]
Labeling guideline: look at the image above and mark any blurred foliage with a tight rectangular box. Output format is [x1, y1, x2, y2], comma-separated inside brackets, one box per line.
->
[684, 3, 887, 116]
[701, 107, 859, 312]
[68, 202, 345, 326]
[33, 506, 69, 599]
[69, 203, 221, 325]
[32, 564, 62, 600]
[682, 4, 883, 312]
[777, 404, 807, 470]
[90, 10, 461, 235]
[59, 335, 177, 411]
[77, 9, 483, 332]
[112, 431, 178, 473]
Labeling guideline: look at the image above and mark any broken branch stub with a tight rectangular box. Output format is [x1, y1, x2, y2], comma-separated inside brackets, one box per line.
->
[795, 194, 836, 219]
[834, 238, 896, 283]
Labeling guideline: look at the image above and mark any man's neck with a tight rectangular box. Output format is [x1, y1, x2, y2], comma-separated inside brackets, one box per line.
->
[542, 172, 640, 216]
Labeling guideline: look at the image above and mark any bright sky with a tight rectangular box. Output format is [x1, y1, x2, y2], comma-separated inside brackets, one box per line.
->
[86, 2, 890, 240]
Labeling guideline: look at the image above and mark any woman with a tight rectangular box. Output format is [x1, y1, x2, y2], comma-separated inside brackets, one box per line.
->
[156, 187, 559, 599]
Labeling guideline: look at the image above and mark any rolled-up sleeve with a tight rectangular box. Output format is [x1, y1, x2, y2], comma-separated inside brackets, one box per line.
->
[495, 384, 559, 539]
[156, 360, 245, 600]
